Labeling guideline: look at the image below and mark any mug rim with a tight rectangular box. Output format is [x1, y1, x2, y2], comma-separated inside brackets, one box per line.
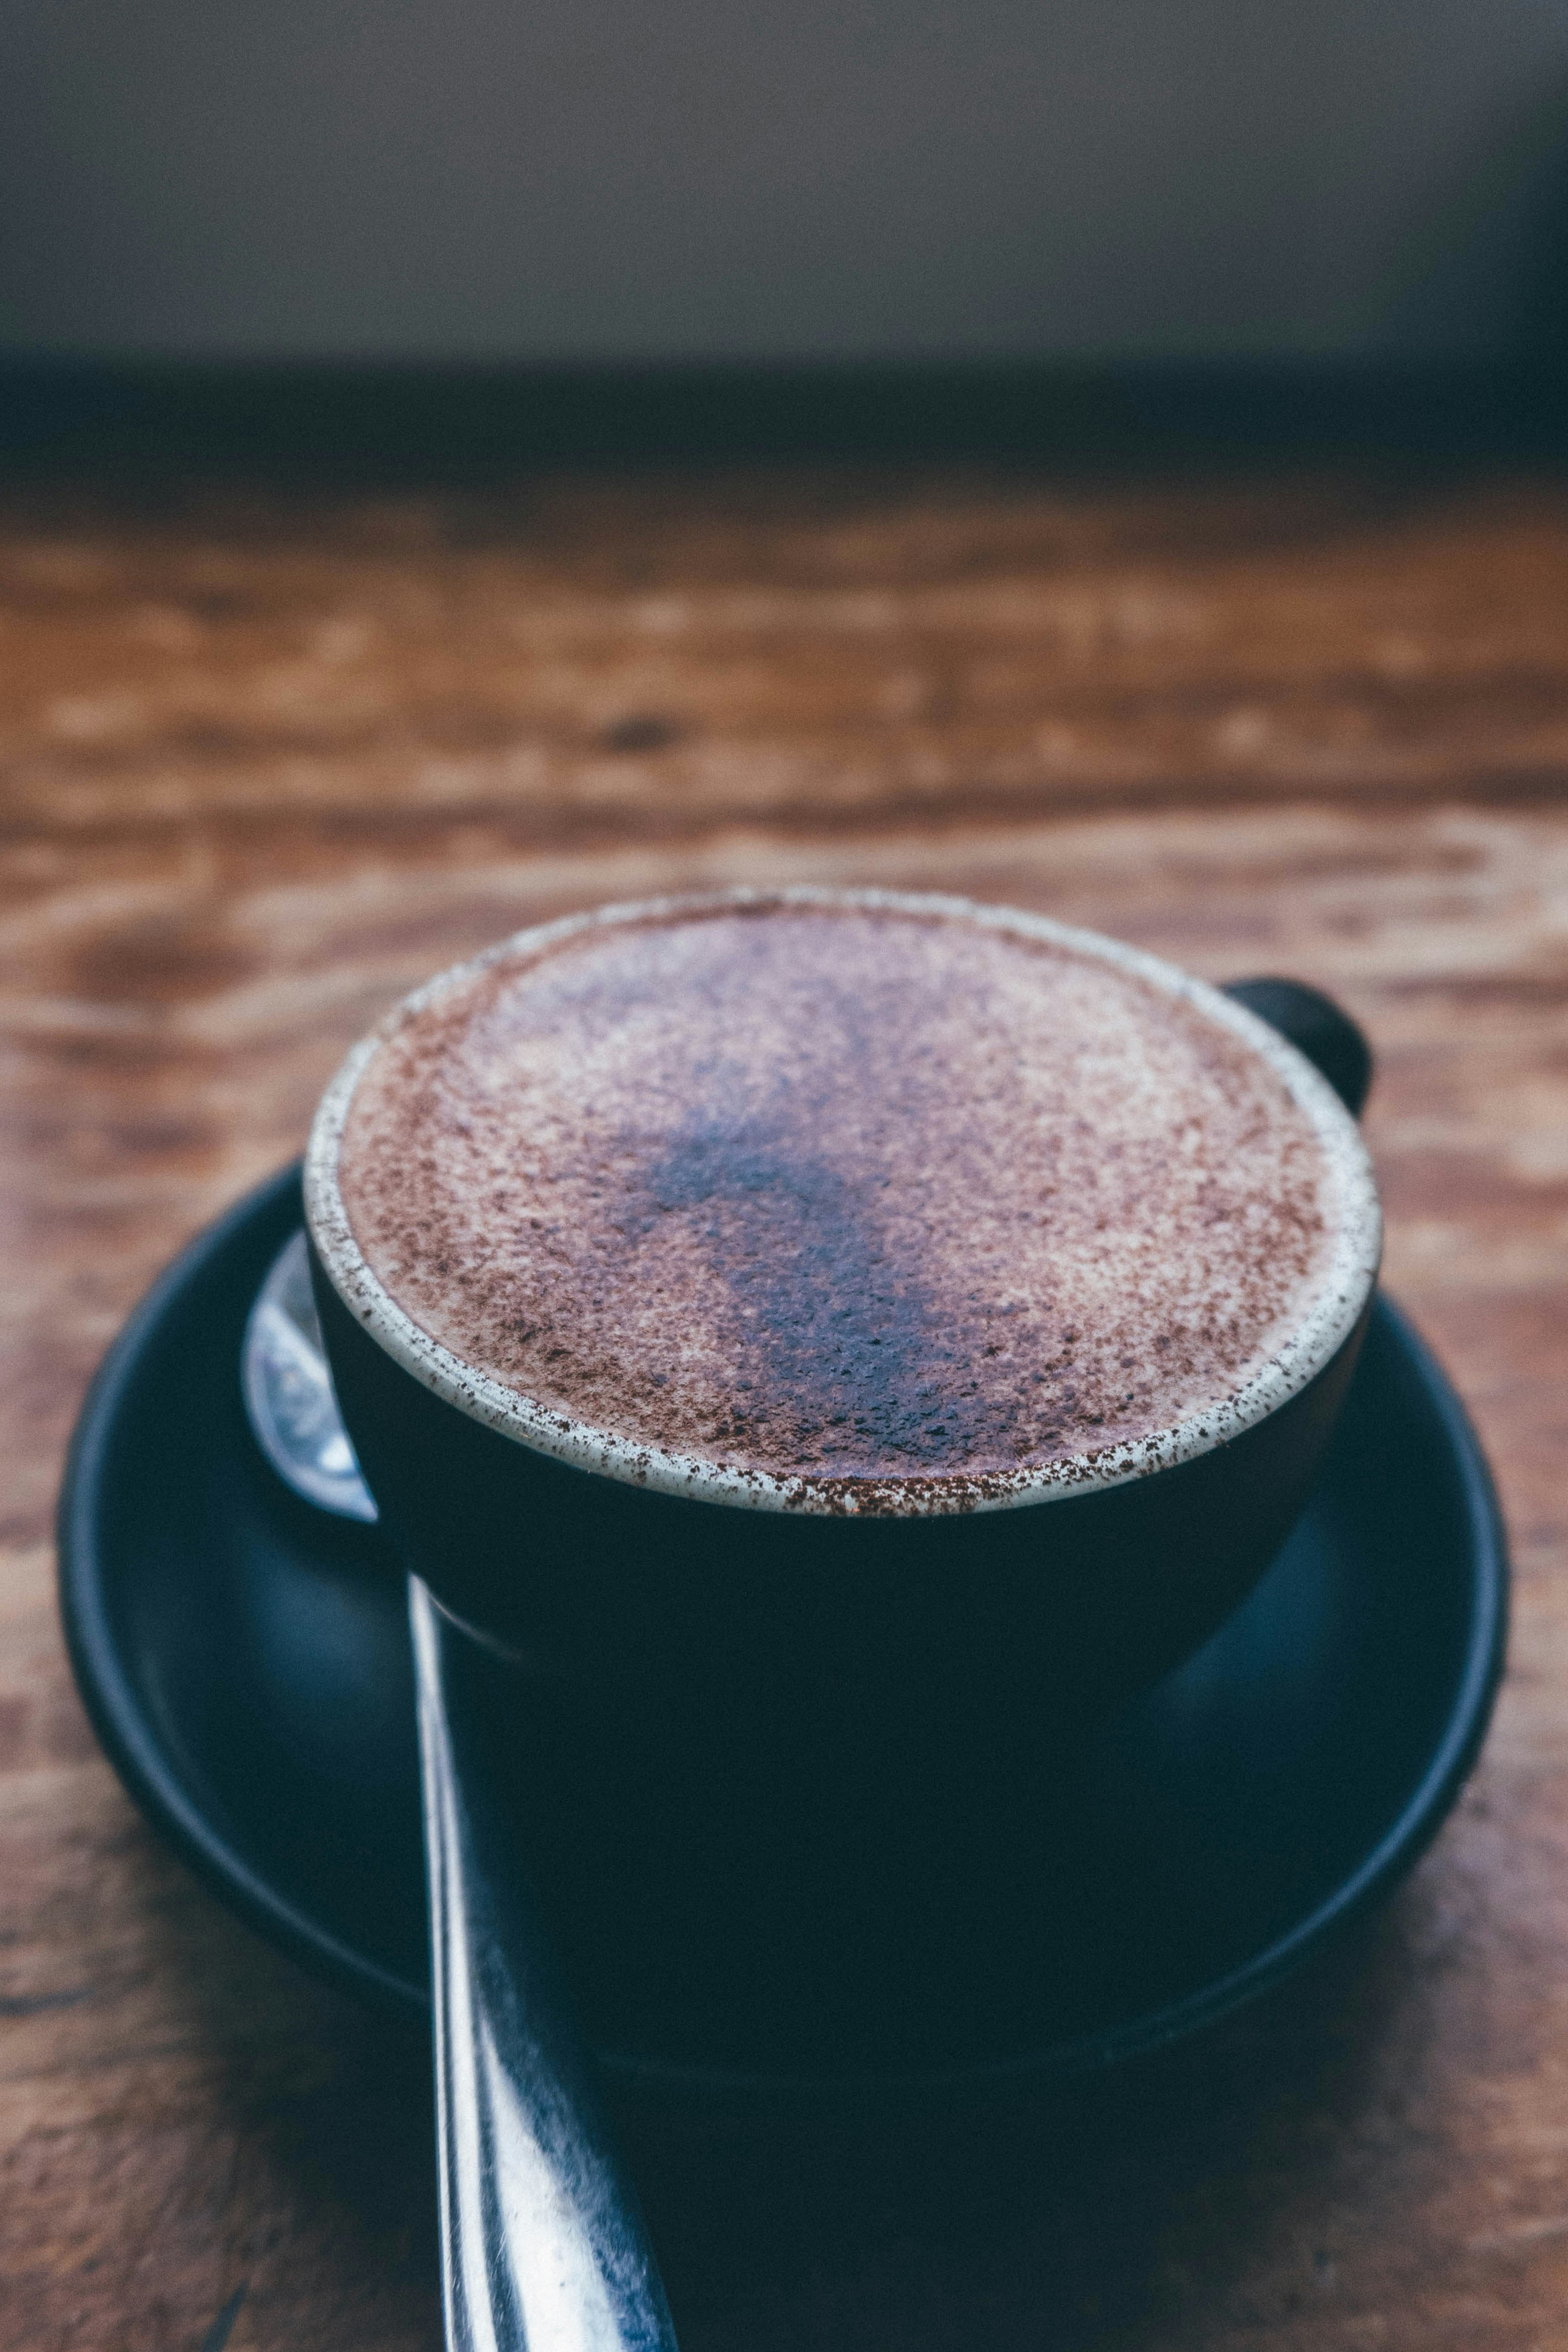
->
[305, 886, 1382, 1520]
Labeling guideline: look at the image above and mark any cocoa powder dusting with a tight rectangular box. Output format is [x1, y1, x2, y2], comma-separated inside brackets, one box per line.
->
[337, 902, 1334, 1493]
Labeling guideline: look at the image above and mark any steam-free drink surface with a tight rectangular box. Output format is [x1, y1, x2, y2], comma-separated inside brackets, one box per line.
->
[338, 901, 1339, 1493]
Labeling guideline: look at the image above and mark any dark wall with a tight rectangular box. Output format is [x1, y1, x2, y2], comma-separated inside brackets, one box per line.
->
[3, 0, 1567, 364]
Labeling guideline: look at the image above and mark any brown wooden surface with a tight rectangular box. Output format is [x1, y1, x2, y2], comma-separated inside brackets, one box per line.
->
[3, 463, 1567, 2350]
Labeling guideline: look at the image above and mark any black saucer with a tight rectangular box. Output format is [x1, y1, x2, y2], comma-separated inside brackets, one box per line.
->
[59, 1164, 1507, 2106]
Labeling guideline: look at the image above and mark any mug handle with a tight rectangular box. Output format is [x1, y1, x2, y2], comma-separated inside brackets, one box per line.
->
[1221, 977, 1373, 1118]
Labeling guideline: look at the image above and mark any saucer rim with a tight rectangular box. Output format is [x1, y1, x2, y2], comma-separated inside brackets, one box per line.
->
[57, 1163, 1508, 2109]
[59, 1168, 424, 2020]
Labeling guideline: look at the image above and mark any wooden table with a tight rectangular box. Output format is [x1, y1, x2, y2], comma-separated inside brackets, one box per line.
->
[4, 460, 1567, 2351]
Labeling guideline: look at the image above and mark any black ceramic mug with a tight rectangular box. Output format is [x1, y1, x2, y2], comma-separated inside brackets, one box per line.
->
[302, 892, 1381, 1997]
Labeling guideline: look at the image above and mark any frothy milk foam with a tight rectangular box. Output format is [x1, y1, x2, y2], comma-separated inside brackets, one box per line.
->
[312, 891, 1380, 1514]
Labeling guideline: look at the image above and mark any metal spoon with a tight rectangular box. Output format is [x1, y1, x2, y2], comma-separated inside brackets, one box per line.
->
[243, 1232, 680, 2352]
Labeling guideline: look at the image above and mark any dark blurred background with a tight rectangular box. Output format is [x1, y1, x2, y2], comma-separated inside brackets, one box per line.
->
[5, 0, 1568, 364]
[3, 0, 1567, 465]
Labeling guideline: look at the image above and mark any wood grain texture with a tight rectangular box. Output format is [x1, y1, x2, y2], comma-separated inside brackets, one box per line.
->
[3, 464, 1567, 2351]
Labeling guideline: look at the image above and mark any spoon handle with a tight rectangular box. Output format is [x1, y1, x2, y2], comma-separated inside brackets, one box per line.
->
[411, 1579, 680, 2352]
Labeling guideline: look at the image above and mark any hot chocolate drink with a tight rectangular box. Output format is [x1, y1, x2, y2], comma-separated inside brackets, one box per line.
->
[321, 890, 1377, 1513]
[304, 891, 1383, 2033]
